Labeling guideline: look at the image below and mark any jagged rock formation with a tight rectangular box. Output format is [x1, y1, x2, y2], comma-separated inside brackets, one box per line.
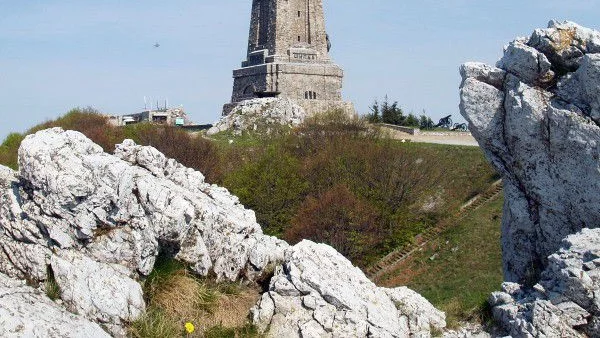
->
[0, 272, 110, 337]
[460, 20, 600, 284]
[490, 228, 600, 337]
[208, 98, 307, 135]
[252, 241, 445, 337]
[0, 128, 287, 335]
[0, 128, 445, 337]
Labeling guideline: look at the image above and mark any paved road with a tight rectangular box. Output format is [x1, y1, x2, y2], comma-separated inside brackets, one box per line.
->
[382, 128, 479, 147]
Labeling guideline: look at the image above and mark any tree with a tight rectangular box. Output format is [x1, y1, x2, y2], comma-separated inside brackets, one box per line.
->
[366, 100, 381, 123]
[405, 113, 419, 127]
[379, 96, 404, 125]
[419, 114, 434, 130]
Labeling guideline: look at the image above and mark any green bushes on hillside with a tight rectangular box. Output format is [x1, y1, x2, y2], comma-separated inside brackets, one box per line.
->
[217, 111, 496, 267]
[0, 108, 497, 269]
[0, 133, 25, 170]
[223, 145, 308, 236]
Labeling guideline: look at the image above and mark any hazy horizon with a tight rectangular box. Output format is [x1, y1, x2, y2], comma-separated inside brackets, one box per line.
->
[1, 0, 598, 140]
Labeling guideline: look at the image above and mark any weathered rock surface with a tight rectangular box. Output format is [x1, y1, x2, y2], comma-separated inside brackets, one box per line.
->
[0, 272, 110, 338]
[0, 128, 287, 335]
[0, 128, 444, 337]
[251, 240, 446, 337]
[490, 228, 600, 337]
[208, 98, 307, 135]
[460, 20, 600, 284]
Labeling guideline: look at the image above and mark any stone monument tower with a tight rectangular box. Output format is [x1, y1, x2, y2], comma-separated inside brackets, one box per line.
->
[224, 0, 354, 115]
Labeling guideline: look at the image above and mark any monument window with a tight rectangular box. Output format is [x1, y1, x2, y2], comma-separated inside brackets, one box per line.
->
[298, 36, 301, 42]
[298, 11, 301, 17]
[304, 91, 317, 100]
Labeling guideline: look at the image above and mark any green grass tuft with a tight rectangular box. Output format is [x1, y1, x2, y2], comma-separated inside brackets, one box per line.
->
[128, 308, 180, 338]
[204, 324, 260, 338]
[44, 265, 61, 301]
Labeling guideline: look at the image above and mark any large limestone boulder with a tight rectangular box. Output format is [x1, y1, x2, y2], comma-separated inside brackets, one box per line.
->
[252, 240, 446, 337]
[0, 272, 110, 338]
[460, 20, 600, 284]
[208, 98, 307, 135]
[0, 128, 287, 335]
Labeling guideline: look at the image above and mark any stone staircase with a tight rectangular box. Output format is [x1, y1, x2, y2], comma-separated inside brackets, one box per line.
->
[366, 180, 504, 282]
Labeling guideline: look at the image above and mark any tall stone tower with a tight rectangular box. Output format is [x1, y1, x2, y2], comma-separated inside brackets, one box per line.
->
[224, 0, 353, 115]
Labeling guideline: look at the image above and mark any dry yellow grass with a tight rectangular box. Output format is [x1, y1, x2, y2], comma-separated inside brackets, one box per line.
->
[203, 290, 261, 329]
[135, 265, 261, 337]
[150, 270, 217, 322]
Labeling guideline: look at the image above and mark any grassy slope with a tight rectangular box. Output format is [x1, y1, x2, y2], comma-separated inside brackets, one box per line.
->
[380, 194, 504, 327]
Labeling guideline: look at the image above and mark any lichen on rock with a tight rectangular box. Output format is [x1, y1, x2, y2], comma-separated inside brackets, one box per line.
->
[461, 20, 600, 337]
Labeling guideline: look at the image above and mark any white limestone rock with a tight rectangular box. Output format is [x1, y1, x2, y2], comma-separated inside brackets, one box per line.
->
[207, 98, 307, 135]
[0, 128, 288, 333]
[251, 240, 446, 337]
[489, 228, 600, 337]
[50, 251, 145, 335]
[528, 20, 600, 71]
[460, 21, 600, 285]
[112, 138, 289, 280]
[461, 20, 600, 338]
[0, 272, 110, 338]
[497, 40, 555, 85]
[13, 128, 287, 282]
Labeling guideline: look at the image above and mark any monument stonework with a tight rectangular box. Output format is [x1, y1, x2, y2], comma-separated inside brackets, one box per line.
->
[224, 0, 354, 115]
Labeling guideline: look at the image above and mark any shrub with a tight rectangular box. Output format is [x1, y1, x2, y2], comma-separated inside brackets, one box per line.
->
[285, 185, 382, 267]
[134, 256, 261, 337]
[0, 133, 25, 170]
[204, 324, 260, 338]
[44, 266, 61, 301]
[223, 144, 308, 236]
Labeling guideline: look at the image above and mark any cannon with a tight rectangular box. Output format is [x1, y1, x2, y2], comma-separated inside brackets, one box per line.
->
[451, 123, 468, 131]
[434, 115, 453, 129]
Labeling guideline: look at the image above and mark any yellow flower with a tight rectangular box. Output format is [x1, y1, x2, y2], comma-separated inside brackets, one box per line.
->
[184, 322, 195, 334]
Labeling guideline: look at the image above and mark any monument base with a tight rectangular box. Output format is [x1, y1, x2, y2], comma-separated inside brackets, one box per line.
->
[222, 99, 355, 118]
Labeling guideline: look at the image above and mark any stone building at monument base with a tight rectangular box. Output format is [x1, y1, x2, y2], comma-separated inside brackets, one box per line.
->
[223, 61, 354, 117]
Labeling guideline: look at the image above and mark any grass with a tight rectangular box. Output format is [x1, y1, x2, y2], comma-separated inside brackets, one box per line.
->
[129, 308, 181, 338]
[44, 266, 61, 301]
[129, 256, 261, 338]
[204, 324, 260, 338]
[380, 194, 504, 327]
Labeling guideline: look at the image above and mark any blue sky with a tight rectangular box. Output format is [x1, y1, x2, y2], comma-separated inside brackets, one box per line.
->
[1, 0, 598, 140]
